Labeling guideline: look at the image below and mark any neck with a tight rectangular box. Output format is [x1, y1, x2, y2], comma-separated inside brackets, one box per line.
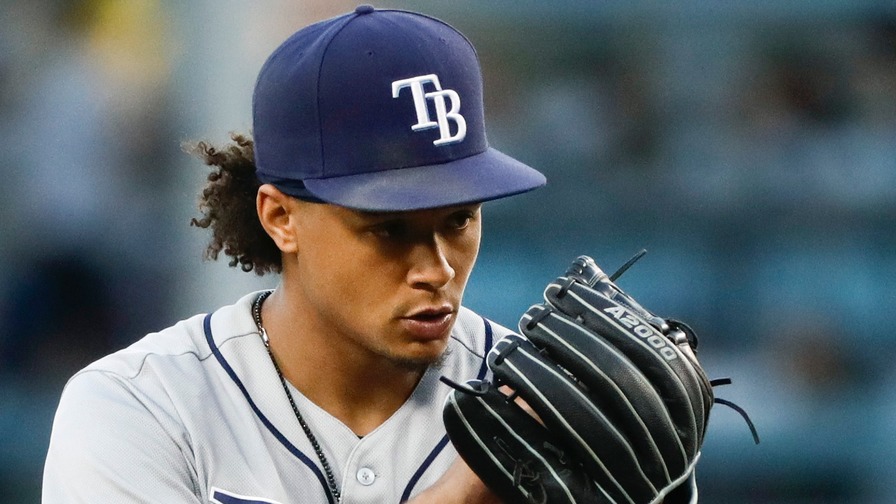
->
[257, 288, 427, 436]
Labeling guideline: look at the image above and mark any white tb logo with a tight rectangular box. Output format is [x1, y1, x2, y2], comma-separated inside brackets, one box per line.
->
[392, 74, 467, 146]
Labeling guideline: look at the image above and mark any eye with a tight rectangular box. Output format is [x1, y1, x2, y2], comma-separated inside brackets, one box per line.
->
[445, 210, 475, 231]
[369, 219, 408, 239]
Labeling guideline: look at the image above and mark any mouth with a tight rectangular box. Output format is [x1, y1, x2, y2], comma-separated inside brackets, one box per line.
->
[408, 305, 453, 320]
[400, 305, 456, 340]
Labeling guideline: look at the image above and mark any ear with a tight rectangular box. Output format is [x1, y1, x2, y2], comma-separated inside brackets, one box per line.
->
[257, 184, 298, 254]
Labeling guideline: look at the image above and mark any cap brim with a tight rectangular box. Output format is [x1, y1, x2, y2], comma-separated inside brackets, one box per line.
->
[300, 148, 546, 211]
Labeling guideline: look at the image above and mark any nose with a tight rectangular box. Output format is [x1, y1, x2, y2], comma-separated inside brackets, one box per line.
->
[407, 237, 455, 290]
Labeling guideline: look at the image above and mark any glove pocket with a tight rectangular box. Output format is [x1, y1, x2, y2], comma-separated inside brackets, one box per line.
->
[519, 306, 690, 483]
[443, 380, 599, 504]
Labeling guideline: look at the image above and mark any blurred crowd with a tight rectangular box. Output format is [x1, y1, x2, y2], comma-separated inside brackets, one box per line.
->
[1, 0, 894, 501]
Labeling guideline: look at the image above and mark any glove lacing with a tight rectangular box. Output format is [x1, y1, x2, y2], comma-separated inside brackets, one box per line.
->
[494, 437, 548, 504]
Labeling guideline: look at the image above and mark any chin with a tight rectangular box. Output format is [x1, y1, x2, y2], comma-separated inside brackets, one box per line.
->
[391, 344, 451, 371]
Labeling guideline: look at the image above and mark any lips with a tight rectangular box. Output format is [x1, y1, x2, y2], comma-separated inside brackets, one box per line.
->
[400, 306, 455, 340]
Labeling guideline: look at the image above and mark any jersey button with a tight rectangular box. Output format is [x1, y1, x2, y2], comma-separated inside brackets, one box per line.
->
[356, 467, 376, 486]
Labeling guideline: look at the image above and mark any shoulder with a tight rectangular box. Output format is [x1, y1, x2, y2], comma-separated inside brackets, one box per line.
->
[50, 290, 261, 426]
[48, 290, 266, 448]
[50, 292, 266, 433]
[43, 291, 266, 502]
[74, 291, 261, 383]
[76, 313, 208, 382]
[44, 346, 203, 501]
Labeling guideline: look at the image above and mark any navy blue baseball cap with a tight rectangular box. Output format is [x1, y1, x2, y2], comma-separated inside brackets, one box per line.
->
[252, 5, 546, 211]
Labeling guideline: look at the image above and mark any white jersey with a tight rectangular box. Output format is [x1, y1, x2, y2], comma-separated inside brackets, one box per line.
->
[42, 291, 515, 503]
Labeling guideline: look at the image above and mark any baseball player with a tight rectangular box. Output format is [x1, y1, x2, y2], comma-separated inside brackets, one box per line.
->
[43, 6, 542, 503]
[44, 5, 721, 504]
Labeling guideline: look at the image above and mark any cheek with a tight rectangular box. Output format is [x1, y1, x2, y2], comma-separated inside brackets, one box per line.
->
[305, 237, 402, 315]
[452, 226, 482, 284]
[296, 256, 392, 343]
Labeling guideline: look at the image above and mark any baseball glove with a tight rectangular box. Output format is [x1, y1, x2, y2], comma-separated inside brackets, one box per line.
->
[442, 253, 738, 504]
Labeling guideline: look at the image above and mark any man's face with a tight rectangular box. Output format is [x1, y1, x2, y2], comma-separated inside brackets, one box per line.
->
[287, 201, 482, 369]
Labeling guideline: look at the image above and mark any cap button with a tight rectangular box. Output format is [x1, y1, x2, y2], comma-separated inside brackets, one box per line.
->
[355, 5, 375, 14]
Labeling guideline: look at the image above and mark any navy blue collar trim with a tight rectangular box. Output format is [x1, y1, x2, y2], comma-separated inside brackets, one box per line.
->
[202, 312, 336, 504]
[205, 311, 495, 504]
[399, 317, 494, 502]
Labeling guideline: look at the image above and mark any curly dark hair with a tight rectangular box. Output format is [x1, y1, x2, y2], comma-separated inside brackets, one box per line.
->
[187, 133, 282, 275]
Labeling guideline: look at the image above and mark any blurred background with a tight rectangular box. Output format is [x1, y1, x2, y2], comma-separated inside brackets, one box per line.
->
[1, 0, 894, 501]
